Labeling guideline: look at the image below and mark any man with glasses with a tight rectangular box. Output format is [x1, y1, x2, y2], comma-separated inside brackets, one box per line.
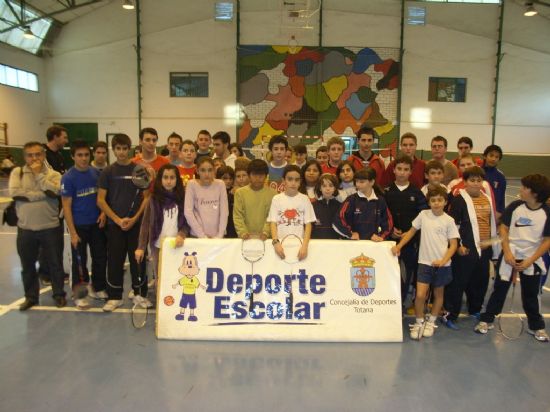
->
[9, 142, 66, 310]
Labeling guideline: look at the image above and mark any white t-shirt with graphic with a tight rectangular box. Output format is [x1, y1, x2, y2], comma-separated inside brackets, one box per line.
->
[412, 209, 460, 266]
[267, 192, 316, 240]
[503, 200, 550, 265]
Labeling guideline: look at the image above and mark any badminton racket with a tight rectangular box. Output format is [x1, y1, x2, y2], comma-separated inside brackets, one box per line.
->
[131, 256, 149, 329]
[281, 234, 303, 315]
[409, 273, 433, 341]
[497, 269, 524, 340]
[418, 285, 433, 341]
[241, 235, 265, 313]
[72, 245, 88, 299]
[126, 164, 152, 217]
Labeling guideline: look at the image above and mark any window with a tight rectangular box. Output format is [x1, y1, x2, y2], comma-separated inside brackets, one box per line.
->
[0, 63, 38, 92]
[428, 77, 466, 102]
[407, 6, 426, 25]
[215, 2, 234, 22]
[170, 72, 209, 97]
[0, 1, 53, 54]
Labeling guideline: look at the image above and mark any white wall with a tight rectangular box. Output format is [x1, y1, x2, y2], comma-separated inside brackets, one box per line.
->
[1, 0, 549, 155]
[400, 2, 499, 153]
[44, 0, 236, 146]
[0, 43, 46, 145]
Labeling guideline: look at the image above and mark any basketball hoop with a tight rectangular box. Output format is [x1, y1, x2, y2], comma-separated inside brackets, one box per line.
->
[288, 35, 299, 54]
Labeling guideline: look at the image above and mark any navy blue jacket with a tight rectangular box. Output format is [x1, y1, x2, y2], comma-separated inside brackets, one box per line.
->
[384, 183, 428, 232]
[333, 192, 393, 240]
[312, 198, 340, 239]
[483, 165, 506, 214]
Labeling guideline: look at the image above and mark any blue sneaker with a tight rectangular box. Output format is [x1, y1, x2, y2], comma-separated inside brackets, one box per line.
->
[444, 318, 460, 330]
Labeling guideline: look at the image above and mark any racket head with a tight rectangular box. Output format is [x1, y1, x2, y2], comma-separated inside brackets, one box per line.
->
[281, 234, 303, 264]
[498, 271, 524, 339]
[72, 246, 88, 299]
[497, 314, 524, 340]
[131, 164, 152, 189]
[131, 303, 148, 329]
[241, 236, 265, 263]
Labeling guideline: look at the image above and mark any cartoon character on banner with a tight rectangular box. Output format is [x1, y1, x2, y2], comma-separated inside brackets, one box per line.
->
[171, 251, 206, 322]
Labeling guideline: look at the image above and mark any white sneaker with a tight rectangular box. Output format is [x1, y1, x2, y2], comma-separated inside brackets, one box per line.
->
[527, 329, 549, 342]
[95, 290, 108, 299]
[87, 285, 108, 300]
[75, 298, 90, 310]
[103, 299, 123, 312]
[474, 321, 494, 334]
[147, 277, 156, 289]
[423, 321, 437, 338]
[133, 295, 153, 308]
[128, 290, 135, 299]
[410, 322, 423, 340]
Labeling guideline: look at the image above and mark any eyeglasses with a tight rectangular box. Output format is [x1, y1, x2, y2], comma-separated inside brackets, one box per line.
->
[25, 152, 43, 158]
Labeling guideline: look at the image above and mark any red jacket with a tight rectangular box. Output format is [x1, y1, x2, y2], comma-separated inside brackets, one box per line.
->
[347, 151, 385, 185]
[321, 162, 339, 175]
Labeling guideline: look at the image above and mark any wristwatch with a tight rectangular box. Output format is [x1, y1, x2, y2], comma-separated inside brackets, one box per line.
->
[272, 239, 280, 245]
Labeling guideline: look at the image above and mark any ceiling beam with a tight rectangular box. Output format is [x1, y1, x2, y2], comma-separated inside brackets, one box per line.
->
[0, 0, 104, 34]
[3, 0, 23, 25]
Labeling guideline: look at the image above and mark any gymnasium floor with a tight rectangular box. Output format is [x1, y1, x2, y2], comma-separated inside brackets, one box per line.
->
[0, 179, 549, 412]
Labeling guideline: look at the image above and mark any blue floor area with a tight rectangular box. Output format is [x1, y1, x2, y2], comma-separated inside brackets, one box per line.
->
[1, 306, 549, 412]
[1, 178, 549, 412]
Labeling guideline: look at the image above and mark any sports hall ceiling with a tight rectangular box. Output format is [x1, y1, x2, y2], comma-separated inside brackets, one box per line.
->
[1, 0, 549, 43]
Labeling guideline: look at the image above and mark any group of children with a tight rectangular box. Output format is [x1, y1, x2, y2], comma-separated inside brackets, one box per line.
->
[9, 126, 550, 343]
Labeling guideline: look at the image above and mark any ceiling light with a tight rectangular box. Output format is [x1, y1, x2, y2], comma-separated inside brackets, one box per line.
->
[122, 0, 135, 10]
[524, 3, 538, 16]
[23, 26, 35, 39]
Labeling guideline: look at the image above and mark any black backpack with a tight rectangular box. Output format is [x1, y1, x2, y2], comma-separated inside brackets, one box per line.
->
[2, 167, 23, 226]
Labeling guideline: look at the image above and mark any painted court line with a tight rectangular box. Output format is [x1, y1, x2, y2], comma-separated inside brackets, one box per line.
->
[3, 303, 547, 318]
[0, 285, 156, 316]
[0, 285, 52, 317]
[403, 313, 550, 319]
[28, 306, 156, 314]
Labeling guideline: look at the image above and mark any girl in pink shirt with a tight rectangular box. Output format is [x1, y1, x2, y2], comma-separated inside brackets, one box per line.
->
[184, 157, 228, 238]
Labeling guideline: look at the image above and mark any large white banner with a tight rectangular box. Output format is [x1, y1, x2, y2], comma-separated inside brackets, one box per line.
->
[156, 239, 403, 342]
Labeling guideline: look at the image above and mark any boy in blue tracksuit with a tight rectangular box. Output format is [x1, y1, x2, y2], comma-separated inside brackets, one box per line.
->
[333, 167, 392, 241]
